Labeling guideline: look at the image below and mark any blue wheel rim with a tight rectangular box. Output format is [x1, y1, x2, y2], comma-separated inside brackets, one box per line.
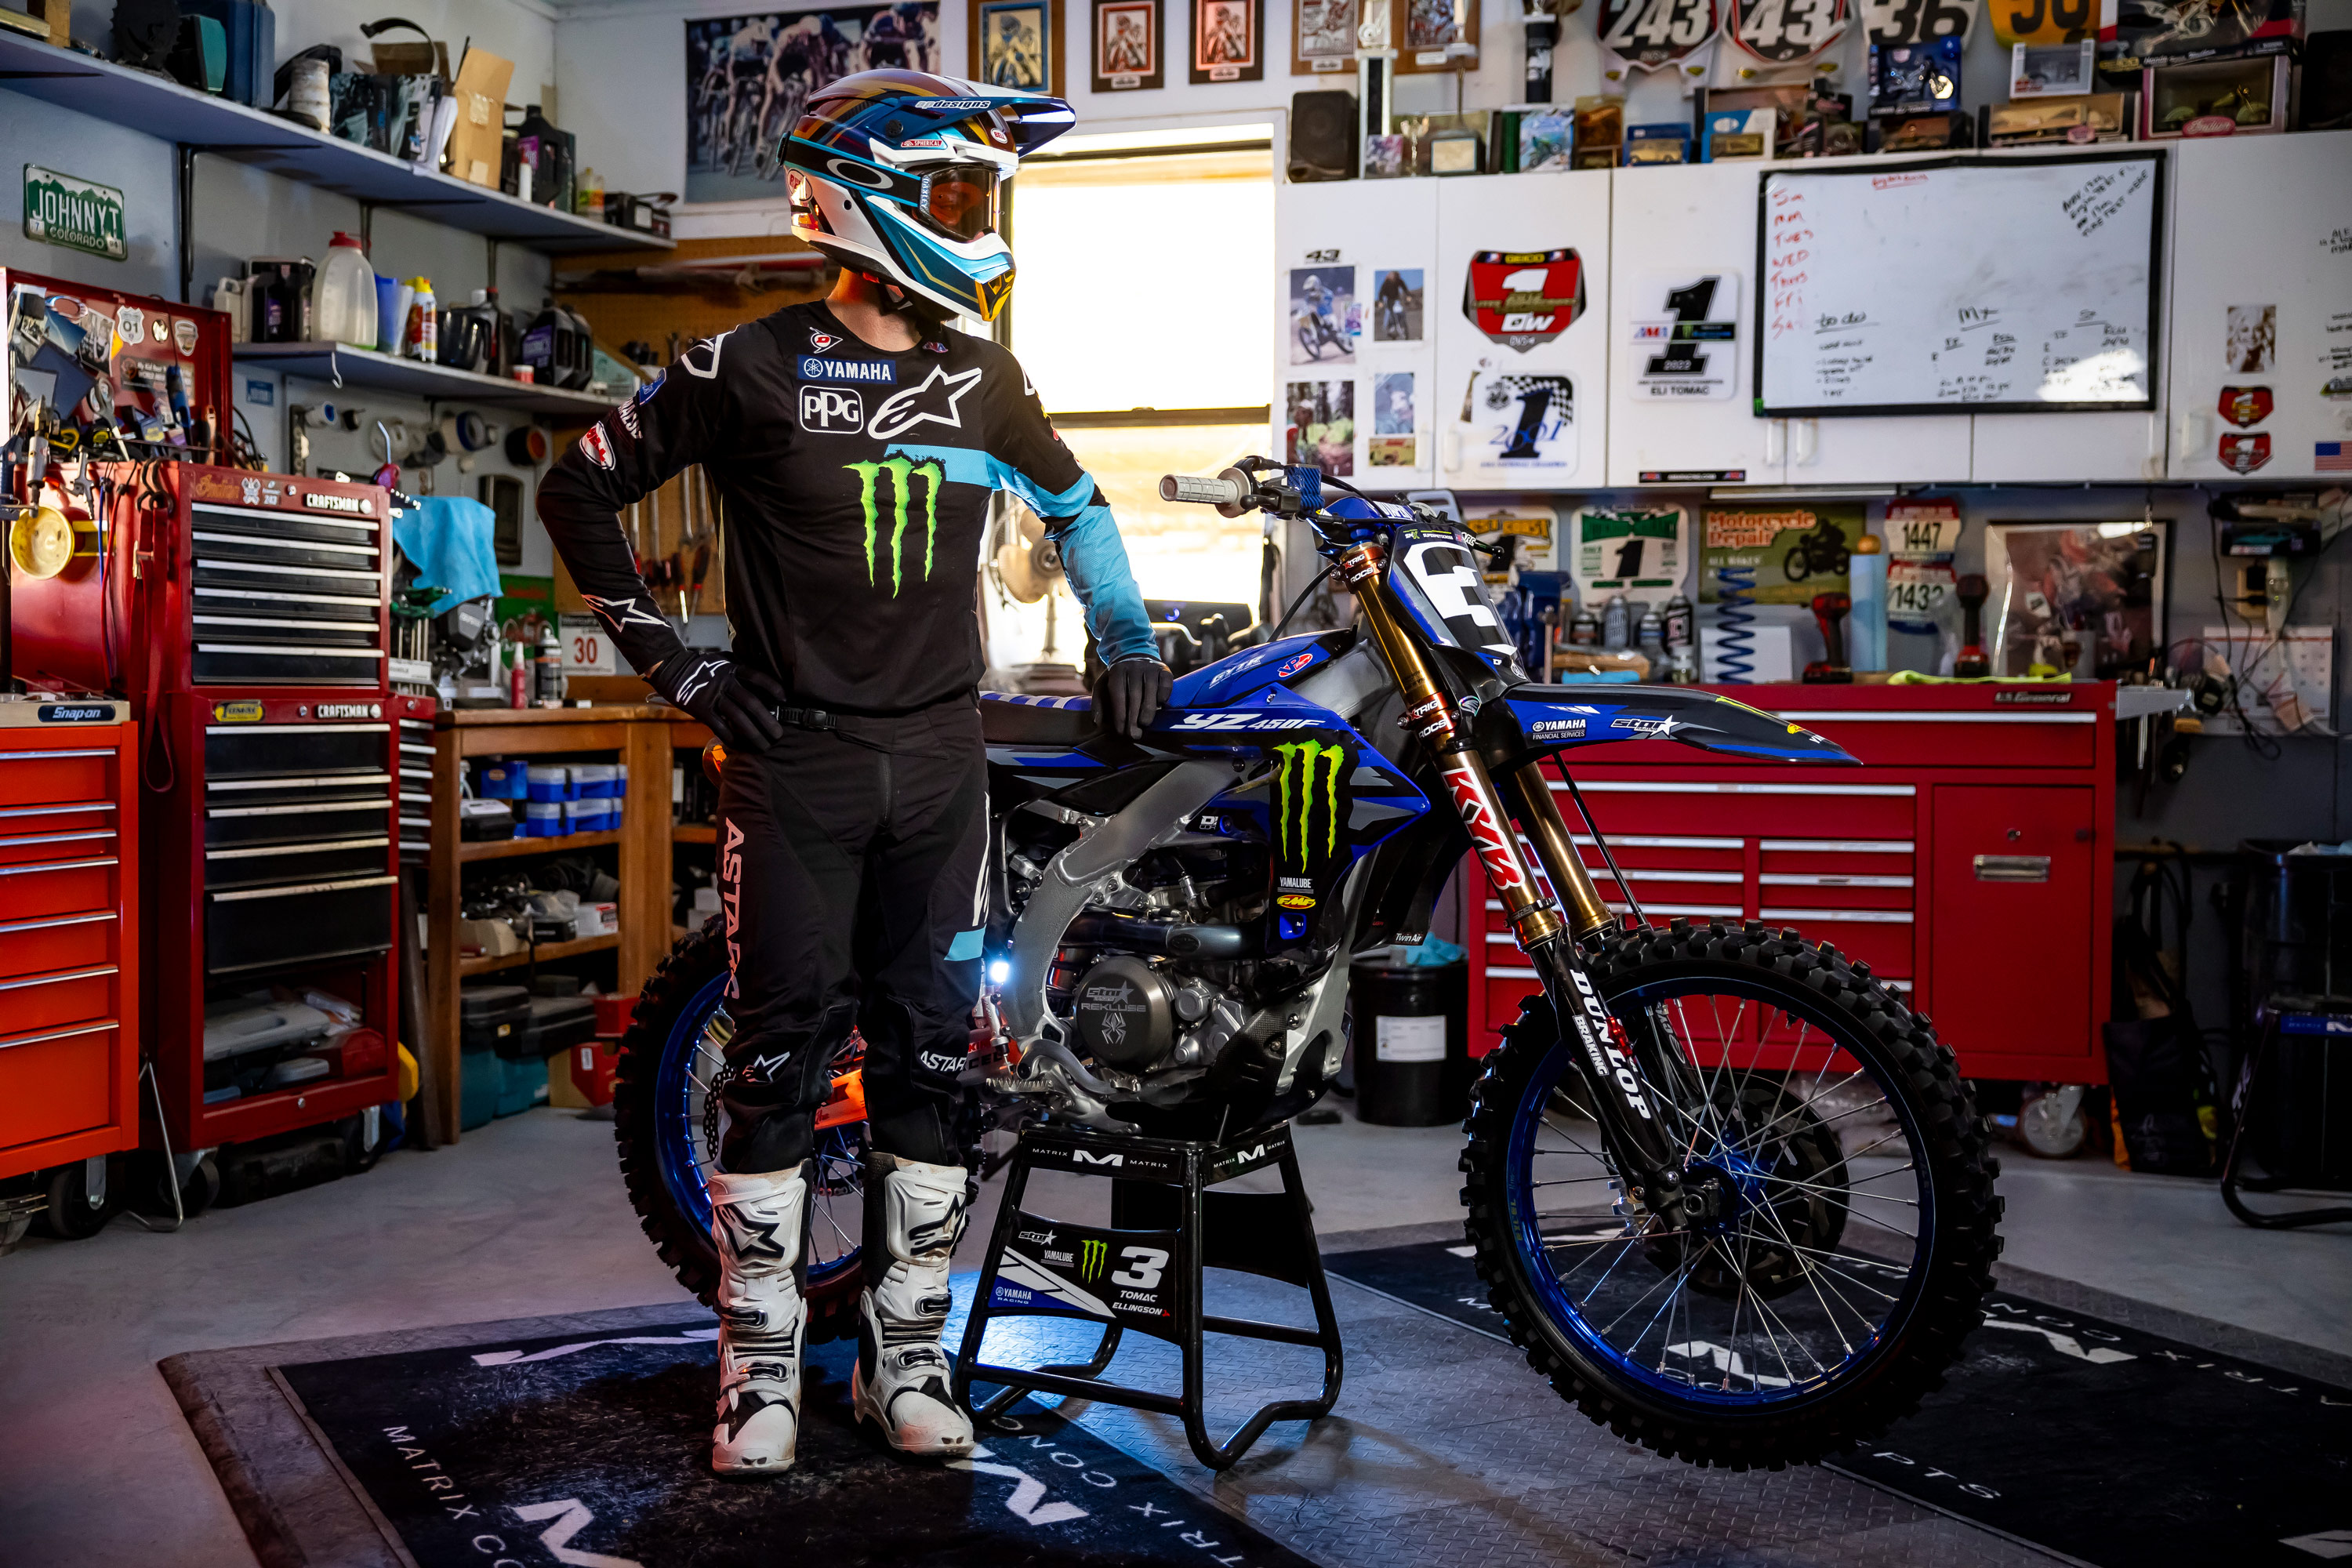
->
[653, 971, 866, 1289]
[1504, 979, 1934, 1409]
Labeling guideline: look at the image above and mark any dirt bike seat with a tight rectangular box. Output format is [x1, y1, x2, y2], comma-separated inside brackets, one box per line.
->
[978, 691, 1098, 748]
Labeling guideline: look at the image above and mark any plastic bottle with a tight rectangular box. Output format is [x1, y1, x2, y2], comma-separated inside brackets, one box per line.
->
[575, 166, 604, 220]
[1849, 533, 1888, 673]
[507, 637, 529, 709]
[535, 621, 565, 707]
[310, 232, 376, 350]
[405, 277, 437, 361]
[1601, 593, 1631, 652]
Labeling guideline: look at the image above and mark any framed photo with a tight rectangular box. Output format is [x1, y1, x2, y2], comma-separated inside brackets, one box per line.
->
[1395, 0, 1479, 73]
[1293, 0, 1359, 73]
[685, 5, 942, 203]
[1984, 520, 2168, 678]
[971, 0, 1062, 94]
[1189, 0, 1264, 83]
[1092, 0, 1163, 89]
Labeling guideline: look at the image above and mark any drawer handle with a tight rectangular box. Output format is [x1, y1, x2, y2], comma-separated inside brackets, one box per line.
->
[0, 801, 116, 819]
[0, 749, 113, 761]
[0, 909, 114, 935]
[0, 1018, 117, 1051]
[1974, 855, 2050, 882]
[0, 829, 117, 848]
[207, 836, 391, 861]
[0, 855, 118, 877]
[0, 964, 118, 992]
[209, 873, 399, 903]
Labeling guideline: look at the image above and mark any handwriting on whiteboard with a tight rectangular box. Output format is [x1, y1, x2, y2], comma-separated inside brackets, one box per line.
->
[2062, 165, 2151, 239]
[1766, 184, 1811, 341]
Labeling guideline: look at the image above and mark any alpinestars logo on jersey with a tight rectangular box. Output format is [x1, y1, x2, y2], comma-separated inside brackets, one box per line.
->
[1271, 738, 1348, 876]
[845, 456, 945, 595]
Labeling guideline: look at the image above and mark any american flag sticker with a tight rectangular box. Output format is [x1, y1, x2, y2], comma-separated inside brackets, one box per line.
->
[2317, 441, 2352, 473]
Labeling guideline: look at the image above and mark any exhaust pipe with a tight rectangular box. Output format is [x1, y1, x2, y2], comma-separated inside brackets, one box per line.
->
[1064, 908, 1246, 959]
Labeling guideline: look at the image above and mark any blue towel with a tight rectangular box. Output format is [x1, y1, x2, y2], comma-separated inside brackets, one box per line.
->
[392, 497, 503, 616]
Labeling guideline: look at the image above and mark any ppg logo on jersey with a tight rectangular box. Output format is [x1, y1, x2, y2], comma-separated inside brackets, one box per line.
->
[800, 385, 865, 434]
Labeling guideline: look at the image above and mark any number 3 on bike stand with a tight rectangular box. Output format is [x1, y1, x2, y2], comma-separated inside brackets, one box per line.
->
[952, 1121, 1345, 1471]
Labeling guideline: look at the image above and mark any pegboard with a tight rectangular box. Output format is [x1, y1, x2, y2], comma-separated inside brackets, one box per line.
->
[2199, 625, 2336, 736]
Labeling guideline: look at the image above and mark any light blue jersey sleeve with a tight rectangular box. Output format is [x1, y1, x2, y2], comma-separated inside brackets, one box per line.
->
[1044, 500, 1159, 666]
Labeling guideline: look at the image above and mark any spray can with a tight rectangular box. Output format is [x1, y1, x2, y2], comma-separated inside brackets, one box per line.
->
[1601, 593, 1631, 652]
[507, 637, 529, 709]
[406, 277, 437, 361]
[535, 621, 565, 706]
[1636, 604, 1665, 662]
[1569, 604, 1600, 648]
[1661, 594, 1699, 683]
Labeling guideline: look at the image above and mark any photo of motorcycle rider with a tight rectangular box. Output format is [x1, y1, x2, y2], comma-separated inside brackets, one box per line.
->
[536, 69, 1169, 1478]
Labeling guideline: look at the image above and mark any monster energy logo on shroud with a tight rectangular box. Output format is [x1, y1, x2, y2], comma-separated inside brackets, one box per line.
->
[1078, 1238, 1109, 1281]
[1272, 739, 1345, 866]
[845, 456, 944, 595]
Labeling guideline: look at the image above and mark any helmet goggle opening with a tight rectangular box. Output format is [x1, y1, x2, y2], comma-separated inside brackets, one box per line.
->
[917, 165, 1000, 243]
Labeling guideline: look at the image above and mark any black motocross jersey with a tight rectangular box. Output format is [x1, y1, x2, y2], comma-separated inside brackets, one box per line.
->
[537, 300, 1152, 715]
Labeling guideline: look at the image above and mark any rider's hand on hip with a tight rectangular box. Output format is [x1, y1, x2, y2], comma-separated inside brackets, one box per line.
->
[1094, 655, 1172, 740]
[654, 651, 789, 753]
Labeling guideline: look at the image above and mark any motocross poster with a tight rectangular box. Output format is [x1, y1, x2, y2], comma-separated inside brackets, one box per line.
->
[1573, 507, 1688, 605]
[1457, 367, 1577, 479]
[1594, 0, 1724, 76]
[1725, 0, 1851, 64]
[1290, 266, 1359, 365]
[1462, 250, 1587, 354]
[684, 5, 941, 202]
[1699, 503, 1859, 604]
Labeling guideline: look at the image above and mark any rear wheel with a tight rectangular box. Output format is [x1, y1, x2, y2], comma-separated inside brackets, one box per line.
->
[613, 920, 868, 1342]
[1461, 920, 2002, 1468]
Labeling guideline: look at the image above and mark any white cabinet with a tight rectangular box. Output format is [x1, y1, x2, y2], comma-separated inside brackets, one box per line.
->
[1605, 161, 1784, 487]
[1273, 178, 1439, 487]
[1786, 408, 1974, 485]
[2165, 131, 2352, 485]
[1432, 170, 1613, 490]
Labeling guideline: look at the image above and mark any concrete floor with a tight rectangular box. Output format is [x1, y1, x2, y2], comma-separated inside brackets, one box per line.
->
[2, 1102, 2345, 1568]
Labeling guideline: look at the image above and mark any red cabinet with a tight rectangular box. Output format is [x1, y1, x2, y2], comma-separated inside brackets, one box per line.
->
[1468, 682, 2116, 1083]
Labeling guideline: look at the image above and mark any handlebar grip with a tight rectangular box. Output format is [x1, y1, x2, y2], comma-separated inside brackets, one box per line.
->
[1159, 472, 1249, 507]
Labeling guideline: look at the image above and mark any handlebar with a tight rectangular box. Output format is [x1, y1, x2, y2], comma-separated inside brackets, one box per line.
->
[1157, 470, 1253, 517]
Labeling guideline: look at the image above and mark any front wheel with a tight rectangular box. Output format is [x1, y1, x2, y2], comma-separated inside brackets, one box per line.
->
[1461, 920, 2001, 1468]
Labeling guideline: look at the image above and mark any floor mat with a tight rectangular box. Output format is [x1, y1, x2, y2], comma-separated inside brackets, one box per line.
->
[1326, 1240, 2352, 1568]
[171, 1307, 1315, 1568]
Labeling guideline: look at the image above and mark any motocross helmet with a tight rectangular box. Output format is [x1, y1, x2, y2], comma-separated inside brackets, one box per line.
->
[779, 69, 1076, 323]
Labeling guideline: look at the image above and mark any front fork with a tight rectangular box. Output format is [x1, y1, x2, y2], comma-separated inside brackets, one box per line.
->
[1339, 543, 1689, 1213]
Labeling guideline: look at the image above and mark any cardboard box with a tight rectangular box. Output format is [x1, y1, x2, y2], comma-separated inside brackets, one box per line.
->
[444, 47, 515, 188]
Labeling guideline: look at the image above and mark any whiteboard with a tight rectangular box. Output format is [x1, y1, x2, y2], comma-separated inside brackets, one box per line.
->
[1756, 152, 2165, 417]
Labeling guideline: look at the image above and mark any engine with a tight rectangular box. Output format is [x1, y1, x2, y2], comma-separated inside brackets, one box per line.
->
[1070, 955, 1250, 1073]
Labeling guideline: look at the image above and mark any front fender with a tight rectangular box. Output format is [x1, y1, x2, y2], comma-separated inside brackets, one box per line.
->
[1478, 684, 1859, 771]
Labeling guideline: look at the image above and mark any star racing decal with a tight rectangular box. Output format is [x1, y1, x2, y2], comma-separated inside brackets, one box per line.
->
[1464, 251, 1587, 353]
[845, 456, 945, 594]
[869, 364, 985, 439]
[1269, 735, 1350, 878]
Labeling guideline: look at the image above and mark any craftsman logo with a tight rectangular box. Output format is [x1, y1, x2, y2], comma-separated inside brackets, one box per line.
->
[2219, 432, 2271, 474]
[1464, 250, 1586, 354]
[302, 491, 371, 514]
[1077, 1238, 1109, 1281]
[2218, 386, 2272, 428]
[315, 702, 379, 719]
[1440, 757, 1524, 892]
[1271, 738, 1346, 871]
[799, 385, 865, 433]
[800, 355, 897, 385]
[579, 423, 614, 470]
[844, 456, 944, 596]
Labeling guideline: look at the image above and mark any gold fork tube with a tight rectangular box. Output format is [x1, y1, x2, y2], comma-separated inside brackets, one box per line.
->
[1507, 761, 1614, 939]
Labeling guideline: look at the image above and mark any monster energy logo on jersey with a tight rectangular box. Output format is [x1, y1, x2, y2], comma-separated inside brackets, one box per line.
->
[1272, 739, 1348, 874]
[844, 456, 944, 596]
[1078, 1238, 1108, 1282]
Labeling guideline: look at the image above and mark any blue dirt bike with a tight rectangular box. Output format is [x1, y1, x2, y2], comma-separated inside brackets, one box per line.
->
[613, 459, 1999, 1467]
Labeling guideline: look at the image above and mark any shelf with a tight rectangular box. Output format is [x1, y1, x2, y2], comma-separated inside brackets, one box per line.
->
[459, 931, 620, 976]
[673, 823, 717, 844]
[234, 343, 616, 415]
[0, 34, 672, 255]
[459, 828, 622, 861]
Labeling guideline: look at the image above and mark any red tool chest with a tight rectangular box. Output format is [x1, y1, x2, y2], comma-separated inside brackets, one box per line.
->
[1469, 681, 2117, 1083]
[0, 699, 140, 1181]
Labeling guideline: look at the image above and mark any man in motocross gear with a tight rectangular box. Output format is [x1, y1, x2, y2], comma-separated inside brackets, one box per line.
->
[536, 69, 1171, 1478]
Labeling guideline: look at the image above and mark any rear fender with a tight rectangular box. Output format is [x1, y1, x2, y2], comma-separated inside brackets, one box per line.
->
[1476, 683, 1859, 773]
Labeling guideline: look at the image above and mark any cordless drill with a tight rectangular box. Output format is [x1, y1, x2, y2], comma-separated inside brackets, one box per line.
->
[1804, 592, 1853, 684]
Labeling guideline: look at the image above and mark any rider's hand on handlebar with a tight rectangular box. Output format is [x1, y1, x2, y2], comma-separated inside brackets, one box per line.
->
[1094, 655, 1172, 740]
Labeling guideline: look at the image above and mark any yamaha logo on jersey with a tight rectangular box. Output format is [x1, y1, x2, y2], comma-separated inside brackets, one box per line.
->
[799, 385, 865, 434]
[1728, 0, 1850, 63]
[1597, 0, 1723, 72]
[800, 356, 897, 385]
[1464, 251, 1586, 353]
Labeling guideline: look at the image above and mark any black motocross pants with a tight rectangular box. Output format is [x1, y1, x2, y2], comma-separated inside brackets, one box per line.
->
[713, 697, 987, 1174]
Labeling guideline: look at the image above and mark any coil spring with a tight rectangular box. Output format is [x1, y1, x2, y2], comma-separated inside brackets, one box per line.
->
[1713, 564, 1756, 684]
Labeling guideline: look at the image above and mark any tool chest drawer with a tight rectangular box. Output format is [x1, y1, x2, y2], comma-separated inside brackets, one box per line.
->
[205, 874, 400, 974]
[0, 746, 114, 806]
[205, 722, 387, 777]
[0, 1022, 116, 1151]
[205, 835, 393, 890]
[0, 964, 120, 1035]
[205, 797, 393, 848]
[1565, 779, 1918, 839]
[1771, 710, 2100, 769]
[0, 825, 121, 868]
[0, 855, 122, 919]
[0, 909, 119, 978]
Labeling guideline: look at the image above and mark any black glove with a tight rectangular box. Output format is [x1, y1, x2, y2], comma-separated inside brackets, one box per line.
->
[652, 652, 787, 753]
[1094, 655, 1172, 740]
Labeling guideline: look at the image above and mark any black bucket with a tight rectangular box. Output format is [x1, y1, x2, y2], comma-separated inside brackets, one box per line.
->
[1349, 958, 1469, 1127]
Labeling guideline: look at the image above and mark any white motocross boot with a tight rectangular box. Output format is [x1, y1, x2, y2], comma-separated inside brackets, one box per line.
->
[851, 1153, 976, 1458]
[707, 1167, 808, 1475]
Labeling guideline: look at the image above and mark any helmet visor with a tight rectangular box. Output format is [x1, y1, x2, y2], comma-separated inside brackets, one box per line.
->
[919, 165, 1000, 243]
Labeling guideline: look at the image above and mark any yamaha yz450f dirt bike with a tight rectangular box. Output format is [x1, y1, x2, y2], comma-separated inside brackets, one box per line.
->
[613, 458, 2001, 1468]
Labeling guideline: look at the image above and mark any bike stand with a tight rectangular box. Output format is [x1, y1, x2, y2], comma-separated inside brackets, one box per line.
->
[2221, 1001, 2352, 1230]
[952, 1119, 1345, 1471]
